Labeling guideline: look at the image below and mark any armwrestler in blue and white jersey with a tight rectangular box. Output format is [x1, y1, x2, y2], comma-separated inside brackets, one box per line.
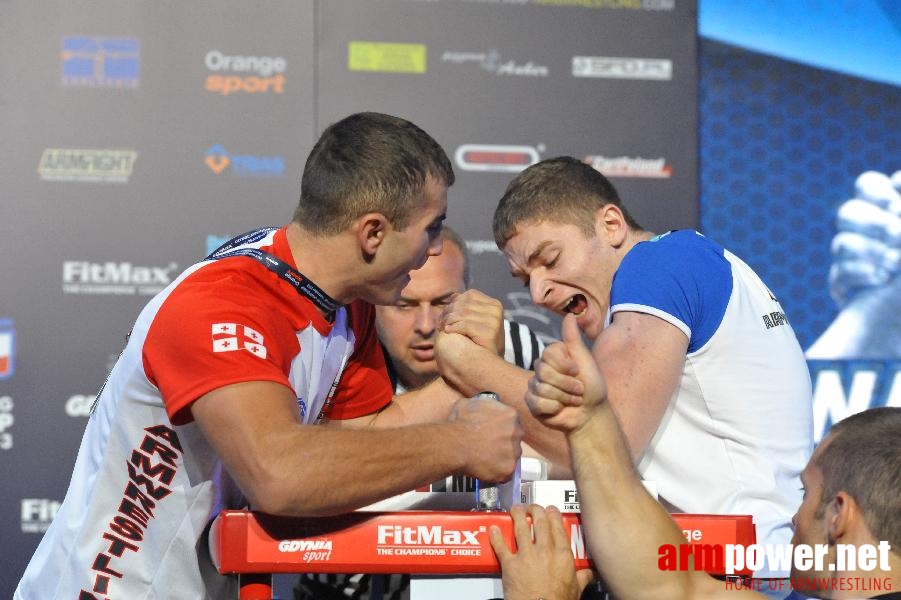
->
[613, 230, 812, 572]
[470, 156, 813, 583]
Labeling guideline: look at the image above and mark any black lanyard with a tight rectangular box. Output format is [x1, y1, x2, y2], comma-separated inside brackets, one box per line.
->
[206, 227, 341, 319]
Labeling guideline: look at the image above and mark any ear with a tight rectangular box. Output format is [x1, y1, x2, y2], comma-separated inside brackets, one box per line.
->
[356, 212, 389, 258]
[825, 491, 855, 544]
[593, 204, 628, 247]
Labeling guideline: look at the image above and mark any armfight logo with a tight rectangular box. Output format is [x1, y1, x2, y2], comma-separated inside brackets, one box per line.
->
[38, 149, 139, 183]
[61, 36, 140, 88]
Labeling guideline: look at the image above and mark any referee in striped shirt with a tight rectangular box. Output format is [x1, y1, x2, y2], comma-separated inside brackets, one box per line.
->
[295, 226, 548, 600]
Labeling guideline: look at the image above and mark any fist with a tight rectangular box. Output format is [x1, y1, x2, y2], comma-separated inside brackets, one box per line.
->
[829, 170, 901, 307]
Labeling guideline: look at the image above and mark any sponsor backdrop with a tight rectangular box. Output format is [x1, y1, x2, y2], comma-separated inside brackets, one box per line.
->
[9, 0, 899, 594]
[698, 0, 901, 445]
[0, 0, 696, 592]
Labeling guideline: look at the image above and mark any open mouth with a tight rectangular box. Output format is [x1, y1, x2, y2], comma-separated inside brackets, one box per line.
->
[563, 294, 588, 316]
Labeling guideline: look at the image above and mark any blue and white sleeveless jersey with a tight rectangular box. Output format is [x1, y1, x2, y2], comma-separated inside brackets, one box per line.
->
[610, 230, 813, 577]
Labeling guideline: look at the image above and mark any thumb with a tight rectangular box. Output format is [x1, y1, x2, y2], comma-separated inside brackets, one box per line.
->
[561, 313, 592, 362]
[575, 569, 597, 594]
[561, 314, 607, 405]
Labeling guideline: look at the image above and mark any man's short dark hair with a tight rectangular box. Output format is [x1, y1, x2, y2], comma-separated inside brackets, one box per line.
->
[814, 407, 901, 549]
[492, 156, 641, 248]
[294, 112, 454, 234]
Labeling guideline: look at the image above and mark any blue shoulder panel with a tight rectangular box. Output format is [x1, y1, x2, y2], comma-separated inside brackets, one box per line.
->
[610, 230, 733, 353]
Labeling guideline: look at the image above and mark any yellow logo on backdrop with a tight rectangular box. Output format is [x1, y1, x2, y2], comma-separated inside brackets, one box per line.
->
[348, 42, 427, 74]
[38, 149, 138, 183]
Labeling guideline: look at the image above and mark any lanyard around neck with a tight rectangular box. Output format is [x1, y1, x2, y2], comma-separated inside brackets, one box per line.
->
[206, 227, 341, 319]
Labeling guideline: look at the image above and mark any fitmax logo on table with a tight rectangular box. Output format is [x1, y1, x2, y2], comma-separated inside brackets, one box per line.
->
[205, 145, 285, 177]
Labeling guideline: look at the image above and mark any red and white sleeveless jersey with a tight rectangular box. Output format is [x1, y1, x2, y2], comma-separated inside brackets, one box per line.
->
[15, 227, 393, 599]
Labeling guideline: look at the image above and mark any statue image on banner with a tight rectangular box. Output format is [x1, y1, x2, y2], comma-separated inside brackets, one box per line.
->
[807, 170, 901, 359]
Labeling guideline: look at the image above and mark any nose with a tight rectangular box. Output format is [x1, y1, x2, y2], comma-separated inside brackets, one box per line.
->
[529, 272, 552, 307]
[427, 234, 444, 257]
[414, 305, 439, 337]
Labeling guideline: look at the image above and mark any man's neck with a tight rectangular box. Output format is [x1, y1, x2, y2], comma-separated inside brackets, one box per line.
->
[286, 221, 360, 306]
[831, 551, 900, 599]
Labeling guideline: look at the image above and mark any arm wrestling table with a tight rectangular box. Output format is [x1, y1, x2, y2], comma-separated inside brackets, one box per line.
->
[210, 508, 757, 599]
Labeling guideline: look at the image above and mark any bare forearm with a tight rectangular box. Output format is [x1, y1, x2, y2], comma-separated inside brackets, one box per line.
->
[370, 377, 460, 427]
[251, 422, 468, 516]
[568, 407, 698, 600]
[442, 346, 571, 472]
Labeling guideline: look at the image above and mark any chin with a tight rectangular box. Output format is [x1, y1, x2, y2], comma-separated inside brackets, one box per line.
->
[579, 318, 602, 341]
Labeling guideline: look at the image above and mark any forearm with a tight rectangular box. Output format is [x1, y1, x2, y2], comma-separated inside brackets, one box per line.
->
[250, 422, 469, 516]
[569, 407, 699, 600]
[373, 377, 460, 426]
[806, 275, 901, 358]
[442, 345, 571, 472]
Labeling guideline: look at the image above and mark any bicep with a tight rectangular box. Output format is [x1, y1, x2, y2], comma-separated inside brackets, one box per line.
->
[190, 380, 301, 503]
[593, 311, 688, 458]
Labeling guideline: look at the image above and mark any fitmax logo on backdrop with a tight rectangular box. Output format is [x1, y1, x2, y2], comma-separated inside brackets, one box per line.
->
[21, 499, 61, 533]
[62, 261, 178, 296]
[61, 36, 140, 88]
[204, 50, 287, 96]
[204, 145, 285, 177]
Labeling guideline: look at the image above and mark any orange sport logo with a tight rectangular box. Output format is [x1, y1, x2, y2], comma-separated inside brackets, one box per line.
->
[204, 50, 286, 96]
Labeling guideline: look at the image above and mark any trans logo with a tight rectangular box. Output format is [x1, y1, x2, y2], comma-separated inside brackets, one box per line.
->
[205, 145, 284, 177]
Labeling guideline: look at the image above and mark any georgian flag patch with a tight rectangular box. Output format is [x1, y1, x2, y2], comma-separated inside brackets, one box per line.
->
[211, 323, 267, 359]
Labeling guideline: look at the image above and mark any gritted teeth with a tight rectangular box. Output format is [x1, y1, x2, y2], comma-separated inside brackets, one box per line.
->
[564, 294, 588, 316]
